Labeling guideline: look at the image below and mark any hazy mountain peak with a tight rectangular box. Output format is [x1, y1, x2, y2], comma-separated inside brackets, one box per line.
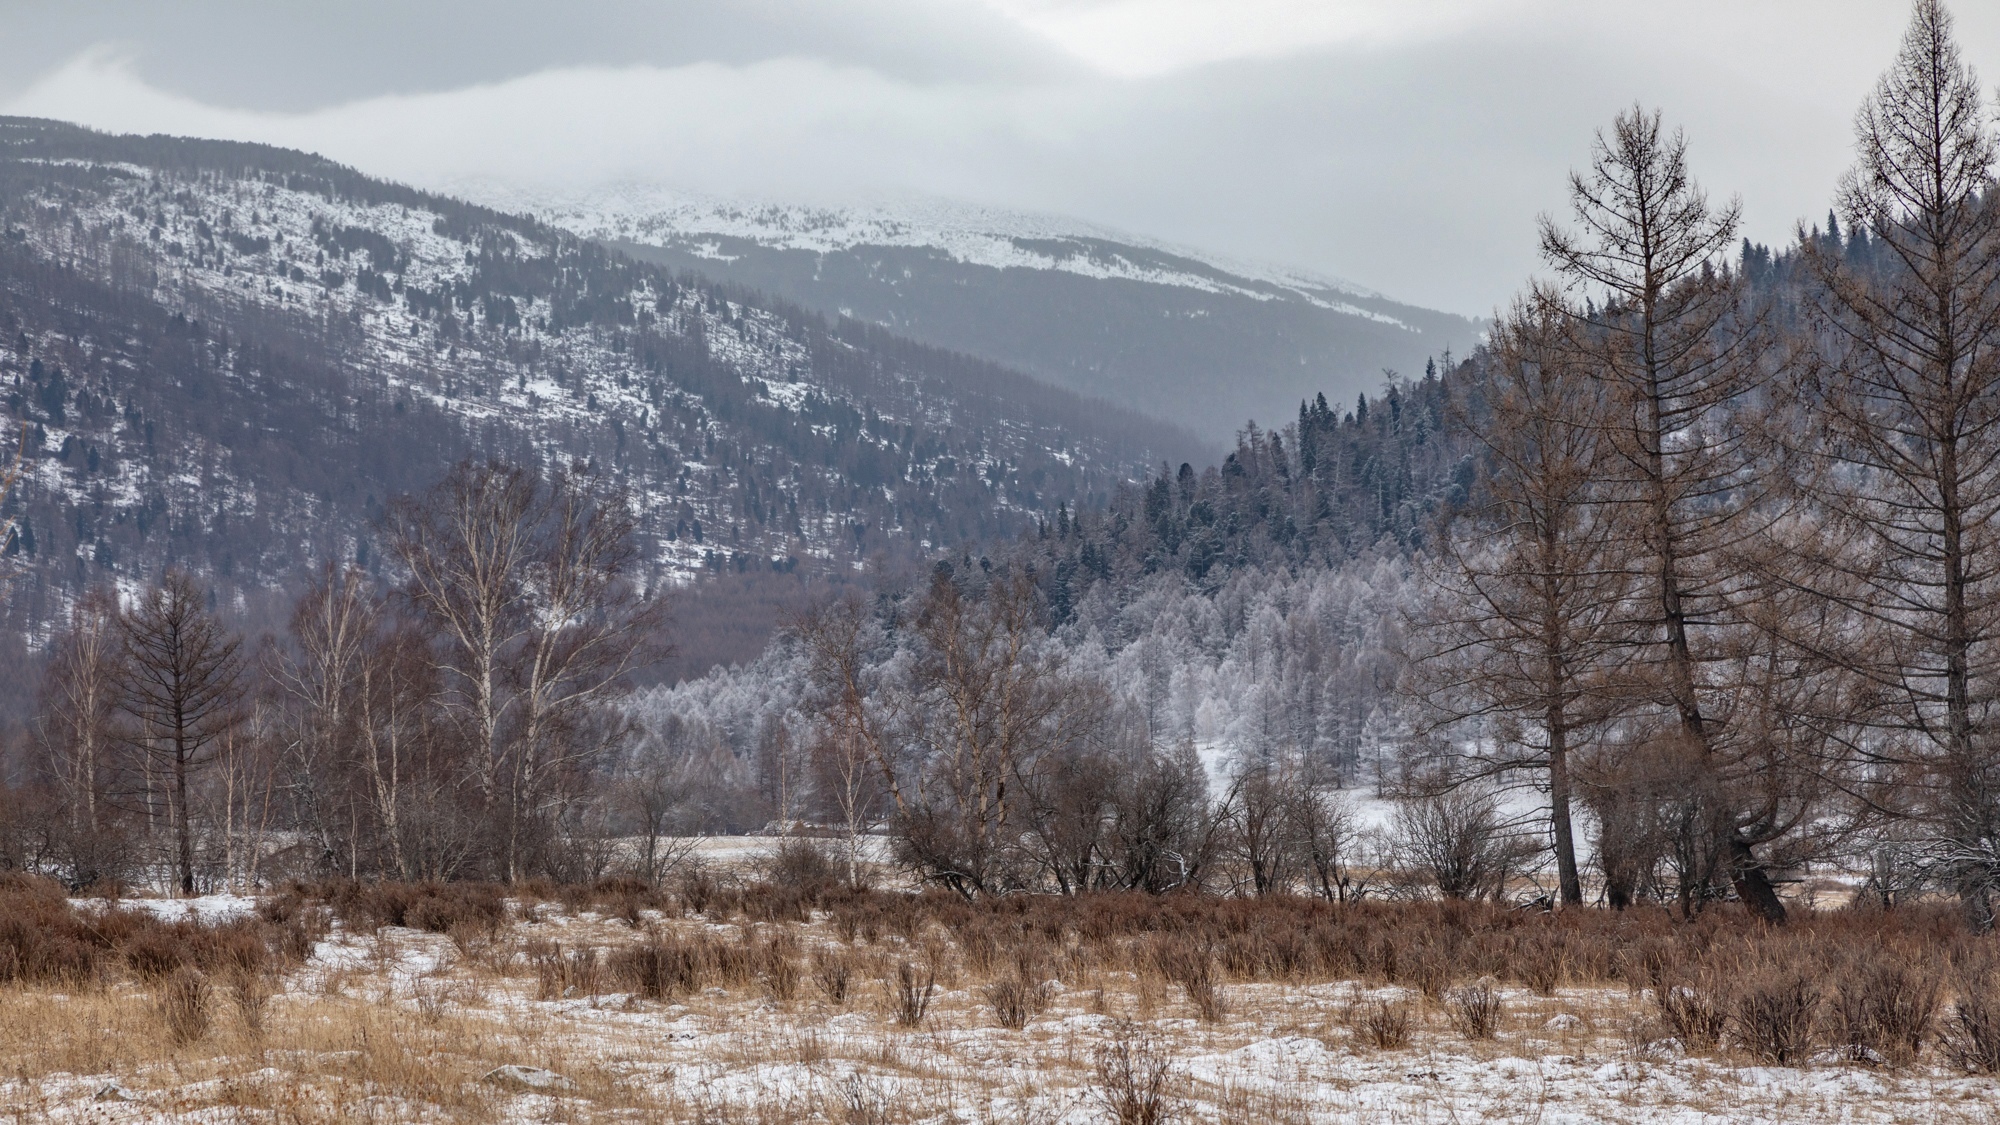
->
[448, 179, 1482, 441]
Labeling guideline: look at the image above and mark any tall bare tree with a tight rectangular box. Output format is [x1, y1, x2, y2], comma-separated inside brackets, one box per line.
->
[384, 460, 537, 845]
[273, 564, 375, 871]
[898, 569, 1099, 897]
[1412, 290, 1632, 907]
[120, 571, 244, 895]
[1800, 0, 2000, 926]
[1540, 106, 1791, 921]
[34, 586, 125, 884]
[796, 593, 909, 869]
[385, 460, 663, 879]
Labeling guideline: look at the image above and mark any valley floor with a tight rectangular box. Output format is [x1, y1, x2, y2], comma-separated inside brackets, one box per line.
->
[2, 891, 1995, 1124]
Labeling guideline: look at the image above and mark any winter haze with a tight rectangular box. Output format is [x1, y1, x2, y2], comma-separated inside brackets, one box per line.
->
[7, 0, 1995, 316]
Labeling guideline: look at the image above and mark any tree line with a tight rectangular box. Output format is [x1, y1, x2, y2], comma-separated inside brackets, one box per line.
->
[3, 460, 663, 891]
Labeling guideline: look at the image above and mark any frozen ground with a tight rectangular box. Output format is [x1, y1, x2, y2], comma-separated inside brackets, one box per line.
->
[7, 898, 1997, 1123]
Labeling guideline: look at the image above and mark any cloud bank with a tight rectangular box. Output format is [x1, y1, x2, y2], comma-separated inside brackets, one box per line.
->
[4, 1, 1996, 314]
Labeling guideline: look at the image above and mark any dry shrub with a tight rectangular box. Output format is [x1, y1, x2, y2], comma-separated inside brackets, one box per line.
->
[813, 949, 854, 1004]
[836, 1074, 896, 1125]
[765, 837, 845, 902]
[709, 937, 755, 987]
[1403, 939, 1452, 1001]
[1518, 931, 1568, 996]
[614, 893, 644, 928]
[0, 876, 116, 986]
[157, 965, 212, 1045]
[524, 939, 604, 1000]
[1352, 999, 1413, 1050]
[121, 925, 190, 980]
[1447, 983, 1503, 1040]
[985, 973, 1052, 1030]
[1094, 1022, 1182, 1125]
[609, 935, 705, 1001]
[1833, 954, 1941, 1065]
[888, 960, 936, 1027]
[678, 861, 719, 916]
[760, 933, 802, 1001]
[959, 923, 999, 976]
[1655, 972, 1728, 1050]
[1733, 967, 1822, 1064]
[1153, 938, 1225, 1022]
[259, 895, 332, 965]
[227, 967, 272, 1036]
[412, 972, 454, 1026]
[1943, 961, 2000, 1074]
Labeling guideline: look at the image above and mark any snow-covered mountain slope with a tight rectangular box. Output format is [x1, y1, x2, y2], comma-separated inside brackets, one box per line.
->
[459, 182, 1486, 443]
[0, 119, 1197, 654]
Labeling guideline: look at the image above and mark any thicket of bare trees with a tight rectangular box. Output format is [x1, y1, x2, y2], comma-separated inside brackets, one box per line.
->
[783, 562, 1362, 901]
[1417, 0, 2000, 925]
[3, 459, 664, 891]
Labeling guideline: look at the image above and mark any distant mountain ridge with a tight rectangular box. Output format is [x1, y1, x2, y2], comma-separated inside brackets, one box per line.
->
[455, 183, 1485, 443]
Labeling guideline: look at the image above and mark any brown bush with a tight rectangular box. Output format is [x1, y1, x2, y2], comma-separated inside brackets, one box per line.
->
[760, 932, 802, 1001]
[158, 966, 212, 1045]
[1353, 998, 1413, 1050]
[1733, 967, 1822, 1064]
[524, 939, 604, 1000]
[1448, 983, 1503, 1040]
[1152, 938, 1225, 1022]
[1833, 954, 1941, 1065]
[810, 949, 853, 1005]
[610, 935, 705, 1001]
[888, 960, 936, 1027]
[1654, 966, 1728, 1050]
[1094, 1022, 1182, 1125]
[985, 972, 1052, 1030]
[1943, 961, 2000, 1074]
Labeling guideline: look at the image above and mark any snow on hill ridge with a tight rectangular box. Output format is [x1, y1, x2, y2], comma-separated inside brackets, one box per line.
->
[450, 180, 1411, 328]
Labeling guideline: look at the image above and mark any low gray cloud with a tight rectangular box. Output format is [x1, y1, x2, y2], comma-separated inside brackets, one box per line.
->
[4, 1, 1996, 314]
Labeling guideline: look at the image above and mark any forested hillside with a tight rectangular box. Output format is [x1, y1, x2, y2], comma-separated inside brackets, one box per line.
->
[466, 183, 1483, 445]
[0, 117, 1199, 688]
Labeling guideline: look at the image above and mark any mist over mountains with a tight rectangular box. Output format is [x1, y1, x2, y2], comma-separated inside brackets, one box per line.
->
[461, 184, 1484, 444]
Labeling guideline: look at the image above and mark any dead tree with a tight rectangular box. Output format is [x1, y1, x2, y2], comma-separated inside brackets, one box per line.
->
[1800, 0, 2000, 927]
[1411, 290, 1632, 907]
[119, 571, 244, 895]
[1540, 106, 1792, 921]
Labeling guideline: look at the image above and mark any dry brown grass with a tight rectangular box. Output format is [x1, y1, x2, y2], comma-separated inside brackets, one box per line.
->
[3, 878, 2000, 1122]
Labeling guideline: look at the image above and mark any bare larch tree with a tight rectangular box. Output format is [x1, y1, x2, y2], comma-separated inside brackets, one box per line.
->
[1540, 106, 1792, 921]
[1414, 289, 1632, 907]
[1802, 0, 2000, 927]
[119, 571, 245, 895]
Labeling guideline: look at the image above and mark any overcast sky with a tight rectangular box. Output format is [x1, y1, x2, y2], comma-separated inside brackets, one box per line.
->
[4, 1, 1996, 314]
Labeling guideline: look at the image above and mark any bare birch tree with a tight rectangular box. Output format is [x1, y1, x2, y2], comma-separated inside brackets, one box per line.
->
[34, 586, 125, 885]
[273, 563, 375, 872]
[384, 460, 663, 879]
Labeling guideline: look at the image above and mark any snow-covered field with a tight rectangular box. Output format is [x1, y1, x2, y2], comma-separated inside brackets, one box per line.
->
[6, 893, 1996, 1124]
